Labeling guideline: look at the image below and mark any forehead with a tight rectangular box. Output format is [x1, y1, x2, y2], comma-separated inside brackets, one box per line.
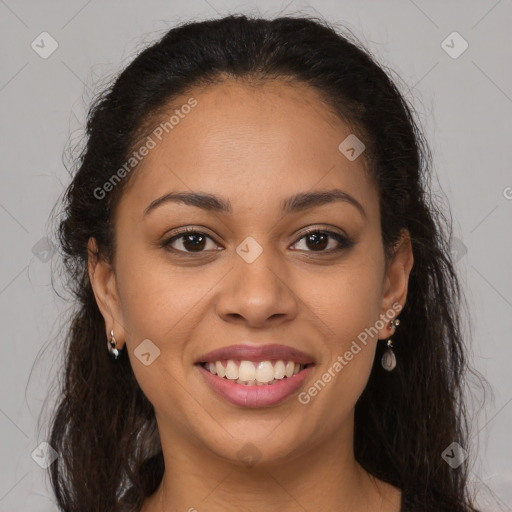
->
[118, 79, 378, 220]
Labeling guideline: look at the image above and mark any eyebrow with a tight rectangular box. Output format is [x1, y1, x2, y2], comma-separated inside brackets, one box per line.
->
[142, 188, 366, 219]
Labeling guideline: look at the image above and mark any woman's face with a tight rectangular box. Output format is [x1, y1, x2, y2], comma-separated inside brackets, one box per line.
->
[89, 79, 413, 466]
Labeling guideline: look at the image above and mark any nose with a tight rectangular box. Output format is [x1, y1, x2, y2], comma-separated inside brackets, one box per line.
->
[215, 249, 298, 328]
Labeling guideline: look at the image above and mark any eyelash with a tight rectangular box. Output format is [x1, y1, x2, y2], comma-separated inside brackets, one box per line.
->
[161, 227, 354, 255]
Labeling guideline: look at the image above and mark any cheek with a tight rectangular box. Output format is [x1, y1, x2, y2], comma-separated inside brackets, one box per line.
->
[114, 250, 211, 417]
[301, 271, 380, 425]
[114, 241, 206, 341]
[305, 258, 383, 347]
[299, 252, 383, 404]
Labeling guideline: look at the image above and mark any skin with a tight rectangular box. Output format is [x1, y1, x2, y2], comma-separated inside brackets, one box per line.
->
[88, 79, 414, 512]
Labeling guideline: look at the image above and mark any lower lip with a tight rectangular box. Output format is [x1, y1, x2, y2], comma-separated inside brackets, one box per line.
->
[196, 363, 314, 408]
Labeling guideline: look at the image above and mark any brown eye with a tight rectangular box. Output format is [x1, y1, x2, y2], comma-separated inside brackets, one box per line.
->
[291, 229, 354, 253]
[162, 229, 220, 253]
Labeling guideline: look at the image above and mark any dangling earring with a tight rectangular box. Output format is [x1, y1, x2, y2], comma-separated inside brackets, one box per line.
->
[381, 318, 400, 371]
[107, 329, 123, 360]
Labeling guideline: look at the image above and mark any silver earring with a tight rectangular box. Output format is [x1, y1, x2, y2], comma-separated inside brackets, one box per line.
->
[107, 329, 122, 360]
[381, 318, 400, 371]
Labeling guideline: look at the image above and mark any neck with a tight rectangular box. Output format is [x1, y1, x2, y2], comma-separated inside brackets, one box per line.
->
[141, 413, 401, 512]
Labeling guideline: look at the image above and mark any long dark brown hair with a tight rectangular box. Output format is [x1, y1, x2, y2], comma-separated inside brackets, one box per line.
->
[37, 13, 487, 511]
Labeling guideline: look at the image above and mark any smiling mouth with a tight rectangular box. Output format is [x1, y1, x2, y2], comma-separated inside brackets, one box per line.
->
[197, 359, 314, 386]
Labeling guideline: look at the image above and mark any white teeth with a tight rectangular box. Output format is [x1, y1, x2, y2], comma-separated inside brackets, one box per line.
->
[225, 360, 238, 380]
[274, 360, 285, 379]
[238, 360, 256, 381]
[255, 361, 274, 383]
[215, 361, 226, 378]
[203, 359, 306, 384]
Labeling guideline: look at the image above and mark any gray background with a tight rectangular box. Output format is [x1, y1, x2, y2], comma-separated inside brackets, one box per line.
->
[0, 0, 511, 510]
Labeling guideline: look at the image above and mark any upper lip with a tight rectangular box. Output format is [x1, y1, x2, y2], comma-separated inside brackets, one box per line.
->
[195, 344, 316, 365]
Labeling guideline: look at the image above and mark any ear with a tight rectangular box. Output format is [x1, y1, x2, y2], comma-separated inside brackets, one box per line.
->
[87, 237, 126, 349]
[378, 229, 414, 340]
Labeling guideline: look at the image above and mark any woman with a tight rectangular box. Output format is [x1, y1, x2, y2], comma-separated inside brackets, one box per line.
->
[44, 14, 483, 511]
